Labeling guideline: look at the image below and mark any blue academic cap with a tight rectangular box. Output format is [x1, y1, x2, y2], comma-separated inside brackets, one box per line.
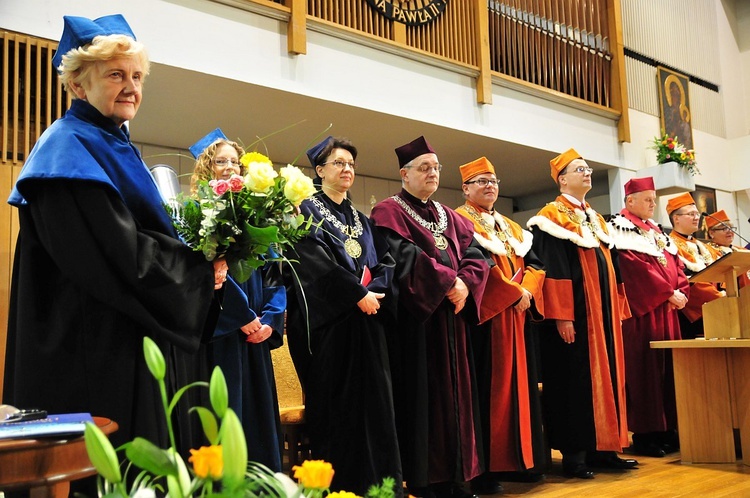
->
[306, 136, 333, 167]
[189, 128, 228, 159]
[52, 14, 137, 71]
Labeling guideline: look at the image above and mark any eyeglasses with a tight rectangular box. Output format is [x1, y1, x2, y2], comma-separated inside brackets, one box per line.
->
[674, 211, 701, 218]
[565, 166, 593, 174]
[215, 158, 240, 167]
[465, 178, 500, 187]
[710, 226, 736, 233]
[409, 163, 443, 174]
[323, 159, 356, 170]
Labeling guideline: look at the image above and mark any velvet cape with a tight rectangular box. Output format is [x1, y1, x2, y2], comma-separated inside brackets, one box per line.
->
[209, 262, 286, 471]
[370, 190, 490, 487]
[3, 100, 217, 452]
[668, 231, 724, 338]
[284, 192, 402, 496]
[608, 210, 689, 433]
[527, 196, 630, 454]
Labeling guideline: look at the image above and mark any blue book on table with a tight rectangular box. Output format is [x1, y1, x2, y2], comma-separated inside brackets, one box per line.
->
[0, 413, 93, 440]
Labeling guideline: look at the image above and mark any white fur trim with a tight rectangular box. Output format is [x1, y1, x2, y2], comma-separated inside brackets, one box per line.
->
[527, 209, 612, 249]
[608, 214, 677, 257]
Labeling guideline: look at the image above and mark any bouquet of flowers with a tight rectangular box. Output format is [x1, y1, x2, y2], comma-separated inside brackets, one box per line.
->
[650, 132, 699, 176]
[167, 152, 317, 283]
[83, 337, 398, 497]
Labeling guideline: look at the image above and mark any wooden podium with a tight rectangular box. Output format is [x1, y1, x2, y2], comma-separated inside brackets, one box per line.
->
[689, 251, 750, 339]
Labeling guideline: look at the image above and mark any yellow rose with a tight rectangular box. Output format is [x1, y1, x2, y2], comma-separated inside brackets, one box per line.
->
[188, 445, 223, 480]
[280, 165, 316, 206]
[244, 160, 278, 193]
[328, 492, 360, 498]
[240, 151, 272, 168]
[292, 459, 335, 489]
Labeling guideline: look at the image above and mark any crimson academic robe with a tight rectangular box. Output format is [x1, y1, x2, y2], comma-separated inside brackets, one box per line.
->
[608, 210, 689, 434]
[527, 196, 630, 454]
[455, 200, 546, 473]
[4, 100, 217, 454]
[371, 189, 490, 488]
[284, 192, 402, 496]
[668, 231, 724, 339]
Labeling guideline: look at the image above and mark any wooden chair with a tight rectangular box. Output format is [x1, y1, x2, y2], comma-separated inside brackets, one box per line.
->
[271, 335, 309, 473]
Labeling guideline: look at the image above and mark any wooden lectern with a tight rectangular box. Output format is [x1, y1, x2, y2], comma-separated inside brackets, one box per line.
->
[689, 251, 750, 339]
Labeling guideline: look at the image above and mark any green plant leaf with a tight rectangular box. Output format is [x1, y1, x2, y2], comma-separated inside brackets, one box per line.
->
[191, 406, 219, 445]
[125, 437, 178, 476]
[84, 422, 122, 484]
[220, 409, 247, 490]
[209, 366, 229, 418]
[143, 336, 166, 381]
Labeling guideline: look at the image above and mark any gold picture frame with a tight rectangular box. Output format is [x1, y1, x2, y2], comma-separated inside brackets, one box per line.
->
[658, 66, 694, 151]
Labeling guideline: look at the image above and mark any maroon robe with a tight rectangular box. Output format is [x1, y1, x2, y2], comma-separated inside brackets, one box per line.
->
[371, 189, 490, 488]
[608, 209, 689, 433]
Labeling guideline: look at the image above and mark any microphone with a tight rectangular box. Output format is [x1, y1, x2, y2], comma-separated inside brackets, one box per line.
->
[701, 212, 750, 246]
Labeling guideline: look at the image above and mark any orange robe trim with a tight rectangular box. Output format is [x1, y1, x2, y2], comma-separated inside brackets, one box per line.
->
[669, 232, 724, 322]
[528, 196, 630, 450]
[456, 200, 545, 470]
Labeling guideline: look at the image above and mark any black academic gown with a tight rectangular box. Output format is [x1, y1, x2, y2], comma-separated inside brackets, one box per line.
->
[284, 192, 402, 496]
[3, 100, 217, 455]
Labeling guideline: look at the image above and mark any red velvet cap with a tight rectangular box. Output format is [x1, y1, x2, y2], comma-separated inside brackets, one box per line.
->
[624, 177, 655, 196]
[395, 136, 436, 168]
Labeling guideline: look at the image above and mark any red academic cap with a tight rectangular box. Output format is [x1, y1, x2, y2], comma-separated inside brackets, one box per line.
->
[395, 136, 436, 168]
[624, 177, 655, 196]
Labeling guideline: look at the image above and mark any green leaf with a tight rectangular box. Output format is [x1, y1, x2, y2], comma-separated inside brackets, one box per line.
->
[192, 406, 219, 445]
[228, 257, 264, 284]
[125, 437, 178, 476]
[209, 366, 229, 418]
[84, 422, 122, 484]
[220, 409, 247, 490]
[143, 336, 166, 381]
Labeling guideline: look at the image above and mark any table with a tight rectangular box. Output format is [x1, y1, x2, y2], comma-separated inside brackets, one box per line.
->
[0, 417, 118, 497]
[651, 339, 750, 465]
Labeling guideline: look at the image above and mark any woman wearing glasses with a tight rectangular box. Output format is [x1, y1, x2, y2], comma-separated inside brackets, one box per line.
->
[189, 129, 287, 472]
[284, 136, 402, 496]
[704, 210, 750, 287]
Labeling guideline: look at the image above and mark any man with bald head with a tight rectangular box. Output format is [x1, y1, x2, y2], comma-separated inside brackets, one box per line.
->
[608, 177, 688, 458]
[527, 148, 634, 479]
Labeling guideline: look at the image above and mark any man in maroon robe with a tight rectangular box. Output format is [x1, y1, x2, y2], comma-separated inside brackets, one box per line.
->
[607, 177, 689, 457]
[371, 136, 490, 498]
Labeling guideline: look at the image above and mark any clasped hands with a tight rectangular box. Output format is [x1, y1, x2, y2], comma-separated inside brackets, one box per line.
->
[667, 289, 688, 310]
[241, 317, 273, 343]
[447, 277, 469, 314]
[213, 259, 229, 289]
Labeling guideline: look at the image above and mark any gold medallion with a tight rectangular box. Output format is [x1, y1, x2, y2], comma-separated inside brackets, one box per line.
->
[434, 233, 448, 250]
[344, 238, 362, 258]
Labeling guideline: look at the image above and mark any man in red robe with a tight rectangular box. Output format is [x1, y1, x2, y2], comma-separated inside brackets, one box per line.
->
[371, 136, 490, 498]
[607, 177, 689, 458]
[455, 157, 546, 492]
[527, 148, 634, 479]
[666, 193, 724, 339]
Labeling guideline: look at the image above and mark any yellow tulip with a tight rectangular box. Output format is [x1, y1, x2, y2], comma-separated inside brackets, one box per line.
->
[292, 460, 335, 489]
[189, 445, 223, 480]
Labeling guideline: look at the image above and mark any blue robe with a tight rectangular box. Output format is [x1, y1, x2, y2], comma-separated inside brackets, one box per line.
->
[210, 265, 286, 471]
[3, 99, 217, 454]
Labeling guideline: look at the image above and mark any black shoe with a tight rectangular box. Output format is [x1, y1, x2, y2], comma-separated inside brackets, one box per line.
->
[408, 487, 437, 498]
[470, 474, 503, 495]
[494, 471, 545, 483]
[430, 483, 478, 498]
[587, 453, 639, 469]
[632, 441, 667, 458]
[562, 463, 594, 479]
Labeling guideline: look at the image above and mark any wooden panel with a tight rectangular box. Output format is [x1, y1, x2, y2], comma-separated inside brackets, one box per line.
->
[672, 348, 736, 463]
[730, 348, 750, 466]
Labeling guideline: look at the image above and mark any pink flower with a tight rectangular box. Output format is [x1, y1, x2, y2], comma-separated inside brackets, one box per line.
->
[209, 179, 230, 196]
[228, 174, 244, 193]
